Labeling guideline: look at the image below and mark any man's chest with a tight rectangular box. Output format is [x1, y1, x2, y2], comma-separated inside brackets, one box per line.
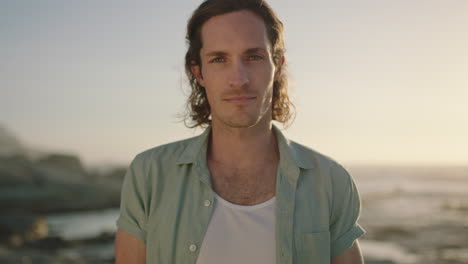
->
[143, 161, 334, 264]
[208, 164, 277, 206]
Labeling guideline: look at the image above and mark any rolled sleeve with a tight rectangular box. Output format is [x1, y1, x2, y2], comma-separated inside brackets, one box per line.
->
[116, 156, 148, 243]
[331, 224, 365, 257]
[329, 164, 365, 257]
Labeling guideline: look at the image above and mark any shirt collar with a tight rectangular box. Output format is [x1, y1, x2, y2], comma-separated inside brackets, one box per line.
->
[176, 124, 315, 170]
[175, 126, 211, 165]
[272, 125, 315, 170]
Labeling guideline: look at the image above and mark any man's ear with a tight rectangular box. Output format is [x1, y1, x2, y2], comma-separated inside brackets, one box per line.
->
[191, 62, 205, 87]
[274, 56, 285, 81]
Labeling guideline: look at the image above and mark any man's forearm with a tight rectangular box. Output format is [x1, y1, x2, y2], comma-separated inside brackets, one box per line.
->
[331, 240, 364, 264]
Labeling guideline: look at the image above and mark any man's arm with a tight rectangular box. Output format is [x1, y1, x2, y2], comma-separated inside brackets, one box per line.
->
[115, 229, 146, 264]
[331, 240, 364, 264]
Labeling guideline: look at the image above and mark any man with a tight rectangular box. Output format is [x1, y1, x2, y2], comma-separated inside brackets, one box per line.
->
[115, 0, 365, 263]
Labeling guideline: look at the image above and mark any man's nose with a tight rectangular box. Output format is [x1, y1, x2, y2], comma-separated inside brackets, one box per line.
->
[228, 60, 249, 88]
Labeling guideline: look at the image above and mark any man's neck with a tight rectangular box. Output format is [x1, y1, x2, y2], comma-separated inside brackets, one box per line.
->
[208, 120, 279, 170]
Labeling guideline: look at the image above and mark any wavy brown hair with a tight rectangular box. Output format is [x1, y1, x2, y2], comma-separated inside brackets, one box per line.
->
[184, 0, 294, 128]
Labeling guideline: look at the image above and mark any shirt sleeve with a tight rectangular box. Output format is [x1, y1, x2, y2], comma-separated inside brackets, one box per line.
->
[116, 156, 148, 243]
[329, 163, 365, 257]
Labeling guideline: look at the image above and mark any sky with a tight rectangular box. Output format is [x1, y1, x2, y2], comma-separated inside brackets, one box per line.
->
[2, 0, 467, 167]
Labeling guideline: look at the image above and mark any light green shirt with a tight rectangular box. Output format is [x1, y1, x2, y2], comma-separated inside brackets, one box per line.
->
[117, 125, 365, 263]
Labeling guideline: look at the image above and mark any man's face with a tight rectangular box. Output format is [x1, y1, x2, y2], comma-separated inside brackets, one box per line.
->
[192, 10, 281, 128]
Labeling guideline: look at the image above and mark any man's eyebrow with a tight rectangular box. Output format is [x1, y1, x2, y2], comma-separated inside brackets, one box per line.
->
[204, 48, 268, 57]
[244, 47, 268, 54]
[204, 51, 228, 57]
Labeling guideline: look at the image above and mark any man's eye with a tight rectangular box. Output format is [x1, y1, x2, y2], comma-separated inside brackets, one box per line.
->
[211, 57, 225, 63]
[248, 55, 263, 61]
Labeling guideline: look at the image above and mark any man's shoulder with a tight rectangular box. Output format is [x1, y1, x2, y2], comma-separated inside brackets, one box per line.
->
[131, 134, 201, 166]
[288, 138, 354, 192]
[287, 138, 345, 172]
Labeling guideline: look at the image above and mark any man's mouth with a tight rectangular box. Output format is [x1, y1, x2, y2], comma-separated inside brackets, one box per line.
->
[224, 96, 256, 103]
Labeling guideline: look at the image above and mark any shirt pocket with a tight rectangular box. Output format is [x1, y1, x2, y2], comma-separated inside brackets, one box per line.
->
[296, 231, 331, 264]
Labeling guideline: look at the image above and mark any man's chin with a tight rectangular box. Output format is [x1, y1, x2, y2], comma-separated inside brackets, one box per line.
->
[223, 120, 257, 128]
[225, 116, 273, 129]
[216, 116, 261, 129]
[212, 109, 270, 129]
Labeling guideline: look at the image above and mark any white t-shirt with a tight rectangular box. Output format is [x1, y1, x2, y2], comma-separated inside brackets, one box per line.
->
[196, 193, 276, 264]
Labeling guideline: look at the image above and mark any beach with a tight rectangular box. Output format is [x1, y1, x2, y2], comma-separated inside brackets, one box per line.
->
[1, 165, 467, 263]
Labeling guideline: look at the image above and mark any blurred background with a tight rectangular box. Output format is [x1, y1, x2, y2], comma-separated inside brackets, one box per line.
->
[1, 0, 467, 263]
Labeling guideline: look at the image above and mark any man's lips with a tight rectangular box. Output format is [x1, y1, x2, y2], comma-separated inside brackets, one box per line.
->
[224, 96, 256, 102]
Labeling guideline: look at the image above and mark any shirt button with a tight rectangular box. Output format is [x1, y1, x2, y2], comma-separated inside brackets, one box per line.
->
[204, 200, 211, 207]
[189, 244, 197, 252]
